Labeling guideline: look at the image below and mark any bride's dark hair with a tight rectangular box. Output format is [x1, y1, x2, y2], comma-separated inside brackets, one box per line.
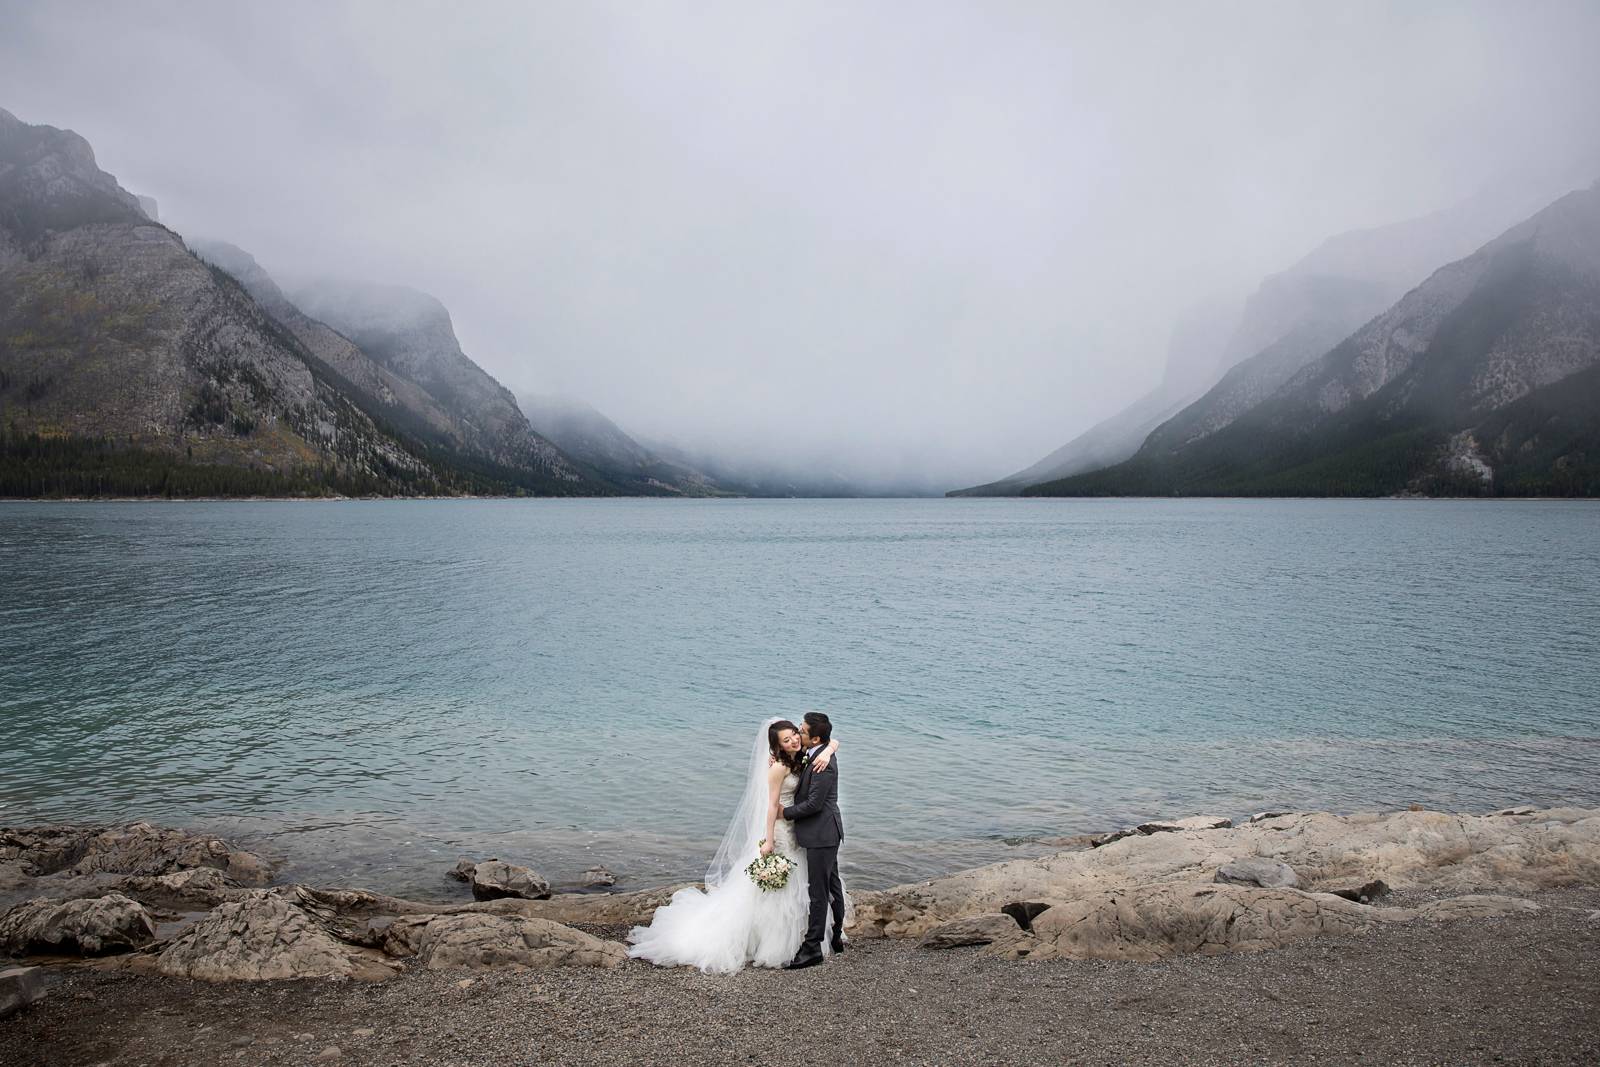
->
[768, 719, 803, 773]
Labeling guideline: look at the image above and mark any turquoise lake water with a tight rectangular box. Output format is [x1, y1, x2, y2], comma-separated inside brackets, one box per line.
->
[2, 499, 1597, 895]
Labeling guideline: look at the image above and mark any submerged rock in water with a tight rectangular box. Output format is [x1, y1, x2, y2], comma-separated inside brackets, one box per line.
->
[469, 859, 551, 901]
[0, 893, 156, 956]
[380, 913, 625, 970]
[0, 823, 271, 886]
[580, 866, 617, 889]
[156, 893, 356, 981]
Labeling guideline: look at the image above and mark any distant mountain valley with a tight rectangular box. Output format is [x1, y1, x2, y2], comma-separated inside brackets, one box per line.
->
[3, 103, 1595, 500]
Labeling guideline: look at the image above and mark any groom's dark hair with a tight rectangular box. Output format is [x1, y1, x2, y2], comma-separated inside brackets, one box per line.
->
[803, 711, 832, 744]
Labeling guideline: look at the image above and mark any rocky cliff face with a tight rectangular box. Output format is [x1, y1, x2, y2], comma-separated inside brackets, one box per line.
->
[1130, 190, 1562, 459]
[0, 109, 145, 246]
[0, 107, 608, 497]
[1280, 183, 1600, 423]
[286, 281, 579, 480]
[1028, 180, 1600, 497]
[0, 109, 454, 492]
[190, 240, 461, 446]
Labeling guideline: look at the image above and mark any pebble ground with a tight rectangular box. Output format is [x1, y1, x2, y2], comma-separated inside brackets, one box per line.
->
[2, 888, 1597, 1066]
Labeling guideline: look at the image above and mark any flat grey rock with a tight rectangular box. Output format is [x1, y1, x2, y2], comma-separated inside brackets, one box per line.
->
[1215, 857, 1300, 889]
[380, 912, 625, 970]
[918, 913, 1023, 950]
[1414, 895, 1540, 921]
[0, 966, 55, 1020]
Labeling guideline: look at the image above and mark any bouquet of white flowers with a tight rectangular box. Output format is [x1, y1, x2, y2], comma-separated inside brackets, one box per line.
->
[745, 843, 795, 891]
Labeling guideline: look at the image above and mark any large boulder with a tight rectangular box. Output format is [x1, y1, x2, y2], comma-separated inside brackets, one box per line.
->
[469, 859, 551, 901]
[1215, 857, 1300, 889]
[380, 913, 625, 971]
[0, 966, 56, 1019]
[0, 892, 156, 956]
[156, 893, 356, 980]
[1025, 884, 1403, 962]
[850, 807, 1600, 939]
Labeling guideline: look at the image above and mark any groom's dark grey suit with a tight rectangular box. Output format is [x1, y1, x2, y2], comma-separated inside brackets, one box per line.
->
[782, 748, 844, 960]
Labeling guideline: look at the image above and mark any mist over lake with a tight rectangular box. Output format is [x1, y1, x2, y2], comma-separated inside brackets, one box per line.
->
[4, 498, 1595, 896]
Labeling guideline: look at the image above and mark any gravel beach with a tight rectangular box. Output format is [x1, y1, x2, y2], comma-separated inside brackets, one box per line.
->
[4, 887, 1597, 1067]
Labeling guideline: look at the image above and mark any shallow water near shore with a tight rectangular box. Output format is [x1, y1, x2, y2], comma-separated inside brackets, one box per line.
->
[2, 498, 1597, 895]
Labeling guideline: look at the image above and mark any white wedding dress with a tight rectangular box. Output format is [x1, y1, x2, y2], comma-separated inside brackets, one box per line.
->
[627, 719, 843, 974]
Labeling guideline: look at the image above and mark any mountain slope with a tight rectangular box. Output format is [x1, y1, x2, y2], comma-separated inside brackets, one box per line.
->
[1028, 181, 1600, 497]
[969, 185, 1567, 498]
[285, 280, 582, 482]
[190, 240, 460, 445]
[0, 108, 455, 495]
[955, 384, 1193, 496]
[517, 393, 730, 496]
[950, 301, 1236, 496]
[0, 107, 601, 497]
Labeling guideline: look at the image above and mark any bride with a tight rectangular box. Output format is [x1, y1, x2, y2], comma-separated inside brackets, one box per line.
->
[627, 717, 842, 973]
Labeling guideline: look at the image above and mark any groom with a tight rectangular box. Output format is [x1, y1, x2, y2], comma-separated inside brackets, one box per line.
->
[780, 711, 845, 970]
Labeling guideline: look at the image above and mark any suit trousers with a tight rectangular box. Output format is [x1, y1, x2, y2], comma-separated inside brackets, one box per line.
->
[802, 844, 844, 951]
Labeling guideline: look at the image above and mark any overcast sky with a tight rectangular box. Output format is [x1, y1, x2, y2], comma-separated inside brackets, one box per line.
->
[4, 1, 1599, 487]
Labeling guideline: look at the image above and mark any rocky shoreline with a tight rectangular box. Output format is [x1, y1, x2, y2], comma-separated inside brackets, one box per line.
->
[3, 806, 1598, 1064]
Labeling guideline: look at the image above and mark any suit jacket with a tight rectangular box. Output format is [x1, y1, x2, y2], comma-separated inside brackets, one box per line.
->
[783, 750, 843, 849]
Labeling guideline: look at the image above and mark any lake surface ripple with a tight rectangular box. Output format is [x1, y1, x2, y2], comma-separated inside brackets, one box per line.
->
[2, 499, 1596, 895]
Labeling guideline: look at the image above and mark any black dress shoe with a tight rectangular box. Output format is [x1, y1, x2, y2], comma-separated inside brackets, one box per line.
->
[783, 947, 825, 970]
[829, 938, 846, 955]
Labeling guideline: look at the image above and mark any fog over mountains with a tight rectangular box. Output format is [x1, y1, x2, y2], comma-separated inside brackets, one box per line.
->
[955, 176, 1596, 496]
[1028, 181, 1600, 496]
[3, 2, 1600, 496]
